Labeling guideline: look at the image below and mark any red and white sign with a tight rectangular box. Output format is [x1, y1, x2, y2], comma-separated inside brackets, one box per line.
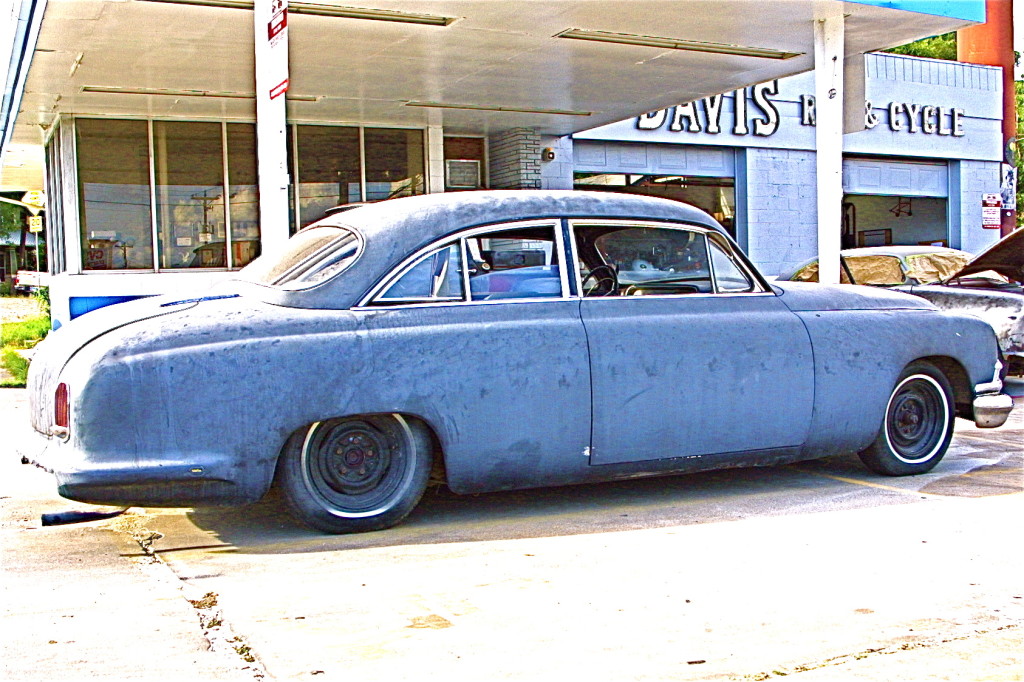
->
[981, 193, 1002, 229]
[259, 0, 289, 100]
[268, 5, 287, 41]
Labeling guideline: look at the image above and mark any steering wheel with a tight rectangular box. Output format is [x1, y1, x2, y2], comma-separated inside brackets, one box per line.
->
[582, 264, 618, 297]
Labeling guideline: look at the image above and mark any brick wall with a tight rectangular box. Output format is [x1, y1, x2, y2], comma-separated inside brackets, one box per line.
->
[488, 128, 542, 189]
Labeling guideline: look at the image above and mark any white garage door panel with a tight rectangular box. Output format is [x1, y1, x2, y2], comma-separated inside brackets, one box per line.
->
[843, 159, 948, 198]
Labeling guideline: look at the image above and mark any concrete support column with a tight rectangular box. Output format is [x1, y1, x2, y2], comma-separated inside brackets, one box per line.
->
[813, 2, 845, 285]
[488, 128, 542, 189]
[958, 0, 1015, 236]
[254, 0, 291, 252]
[426, 125, 445, 193]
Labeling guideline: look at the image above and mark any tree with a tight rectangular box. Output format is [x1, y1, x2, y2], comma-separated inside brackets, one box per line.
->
[0, 200, 24, 242]
[887, 32, 957, 61]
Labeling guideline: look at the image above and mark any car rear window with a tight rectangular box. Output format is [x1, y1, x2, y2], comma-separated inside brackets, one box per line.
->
[238, 226, 362, 288]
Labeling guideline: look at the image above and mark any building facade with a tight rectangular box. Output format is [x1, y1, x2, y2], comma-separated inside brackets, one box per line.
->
[568, 53, 1005, 278]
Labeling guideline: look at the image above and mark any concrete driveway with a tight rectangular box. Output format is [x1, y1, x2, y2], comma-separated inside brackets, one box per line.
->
[3, 384, 1022, 681]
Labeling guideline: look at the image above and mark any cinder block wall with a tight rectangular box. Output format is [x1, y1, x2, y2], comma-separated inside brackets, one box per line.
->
[488, 128, 542, 189]
[540, 135, 575, 189]
[742, 148, 819, 278]
[950, 160, 1002, 254]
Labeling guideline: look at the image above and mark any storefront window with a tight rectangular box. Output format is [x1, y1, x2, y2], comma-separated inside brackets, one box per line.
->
[226, 124, 261, 267]
[77, 119, 154, 270]
[44, 124, 66, 274]
[574, 173, 737, 238]
[364, 128, 425, 201]
[153, 121, 226, 269]
[295, 126, 361, 228]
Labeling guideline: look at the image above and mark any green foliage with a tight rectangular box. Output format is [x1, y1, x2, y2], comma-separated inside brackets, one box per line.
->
[0, 201, 25, 241]
[33, 286, 50, 315]
[0, 347, 29, 387]
[0, 313, 50, 387]
[1017, 80, 1023, 228]
[886, 32, 957, 61]
[0, 281, 11, 296]
[1, 314, 51, 348]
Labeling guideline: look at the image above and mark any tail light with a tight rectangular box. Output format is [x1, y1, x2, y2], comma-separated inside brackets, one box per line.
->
[55, 383, 69, 429]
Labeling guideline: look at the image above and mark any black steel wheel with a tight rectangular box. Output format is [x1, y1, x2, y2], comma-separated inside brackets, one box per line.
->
[858, 362, 954, 476]
[277, 414, 432, 533]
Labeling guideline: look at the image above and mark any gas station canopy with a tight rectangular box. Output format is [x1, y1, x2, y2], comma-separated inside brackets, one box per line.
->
[6, 0, 983, 150]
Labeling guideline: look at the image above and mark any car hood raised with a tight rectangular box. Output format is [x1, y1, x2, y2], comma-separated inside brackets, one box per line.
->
[948, 229, 1024, 283]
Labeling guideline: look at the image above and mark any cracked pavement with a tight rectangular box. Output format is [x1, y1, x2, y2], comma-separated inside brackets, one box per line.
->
[3, 385, 1022, 680]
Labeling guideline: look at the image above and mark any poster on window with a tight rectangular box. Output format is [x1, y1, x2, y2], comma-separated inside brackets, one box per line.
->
[1001, 163, 1017, 212]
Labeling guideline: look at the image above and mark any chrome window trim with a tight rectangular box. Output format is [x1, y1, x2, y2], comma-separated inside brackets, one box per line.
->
[372, 241, 464, 304]
[357, 219, 570, 309]
[706, 231, 759, 294]
[568, 219, 770, 299]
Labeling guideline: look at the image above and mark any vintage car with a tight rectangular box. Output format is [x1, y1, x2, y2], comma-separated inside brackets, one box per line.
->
[778, 231, 1024, 374]
[26, 191, 1013, 533]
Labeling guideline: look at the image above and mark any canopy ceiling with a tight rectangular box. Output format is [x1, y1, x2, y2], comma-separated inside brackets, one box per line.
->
[3, 0, 980, 189]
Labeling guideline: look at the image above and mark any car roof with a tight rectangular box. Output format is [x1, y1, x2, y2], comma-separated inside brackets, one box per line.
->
[243, 189, 724, 309]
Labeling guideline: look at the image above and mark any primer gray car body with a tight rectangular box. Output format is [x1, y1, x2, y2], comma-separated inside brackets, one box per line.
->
[778, 232, 1024, 375]
[26, 191, 1014, 532]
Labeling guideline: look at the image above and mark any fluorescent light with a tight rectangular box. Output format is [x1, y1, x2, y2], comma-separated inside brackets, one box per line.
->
[138, 0, 456, 26]
[556, 28, 801, 60]
[81, 85, 319, 101]
[405, 101, 592, 117]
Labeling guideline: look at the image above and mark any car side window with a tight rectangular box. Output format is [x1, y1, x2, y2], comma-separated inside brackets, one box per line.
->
[466, 225, 562, 301]
[575, 224, 713, 297]
[376, 243, 464, 303]
[708, 234, 756, 293]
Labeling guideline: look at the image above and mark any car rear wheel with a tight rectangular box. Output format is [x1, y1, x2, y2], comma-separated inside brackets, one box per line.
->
[276, 414, 432, 533]
[858, 362, 954, 476]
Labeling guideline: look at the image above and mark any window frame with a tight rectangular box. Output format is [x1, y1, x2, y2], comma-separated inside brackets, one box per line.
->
[568, 219, 770, 299]
[359, 219, 570, 309]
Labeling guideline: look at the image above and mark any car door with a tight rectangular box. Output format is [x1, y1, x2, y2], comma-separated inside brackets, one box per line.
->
[360, 220, 592, 493]
[572, 220, 815, 465]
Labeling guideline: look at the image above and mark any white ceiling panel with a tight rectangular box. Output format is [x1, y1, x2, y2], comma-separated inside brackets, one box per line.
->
[10, 0, 979, 146]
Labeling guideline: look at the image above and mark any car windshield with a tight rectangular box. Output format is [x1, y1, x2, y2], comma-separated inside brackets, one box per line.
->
[789, 251, 972, 286]
[237, 226, 362, 288]
[903, 252, 972, 284]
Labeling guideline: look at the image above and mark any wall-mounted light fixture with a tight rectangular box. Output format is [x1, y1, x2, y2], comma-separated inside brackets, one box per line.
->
[556, 28, 802, 60]
[138, 0, 457, 26]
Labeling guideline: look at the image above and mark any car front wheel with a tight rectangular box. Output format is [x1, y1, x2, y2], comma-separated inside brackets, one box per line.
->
[858, 362, 954, 476]
[277, 414, 432, 533]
